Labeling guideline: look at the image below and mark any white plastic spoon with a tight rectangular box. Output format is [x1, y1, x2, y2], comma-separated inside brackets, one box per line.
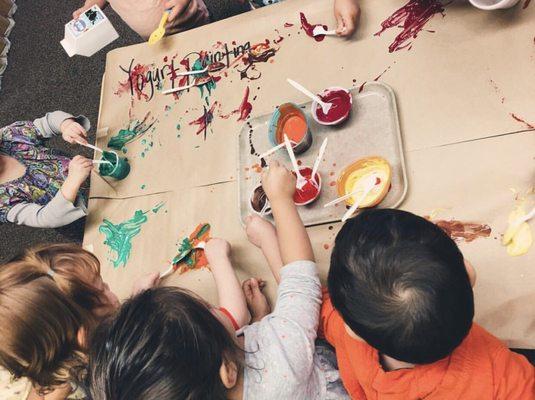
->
[287, 78, 332, 114]
[160, 241, 207, 279]
[311, 138, 328, 184]
[258, 140, 297, 159]
[341, 174, 379, 222]
[283, 134, 307, 190]
[312, 26, 337, 37]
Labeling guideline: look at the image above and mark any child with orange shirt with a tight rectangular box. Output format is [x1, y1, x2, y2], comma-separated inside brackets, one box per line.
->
[321, 209, 534, 399]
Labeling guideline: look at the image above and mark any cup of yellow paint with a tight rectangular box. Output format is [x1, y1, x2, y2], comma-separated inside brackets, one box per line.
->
[337, 157, 392, 208]
[268, 103, 312, 155]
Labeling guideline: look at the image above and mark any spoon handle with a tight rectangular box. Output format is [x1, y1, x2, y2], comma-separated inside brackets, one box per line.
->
[283, 134, 303, 179]
[77, 140, 104, 153]
[287, 78, 324, 105]
[311, 138, 328, 178]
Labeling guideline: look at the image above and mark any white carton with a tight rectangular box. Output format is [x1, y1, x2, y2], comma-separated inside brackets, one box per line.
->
[60, 5, 119, 57]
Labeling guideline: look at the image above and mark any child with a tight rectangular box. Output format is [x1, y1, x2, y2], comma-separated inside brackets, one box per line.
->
[251, 0, 361, 37]
[72, 0, 249, 40]
[321, 209, 535, 399]
[0, 243, 157, 399]
[0, 111, 92, 228]
[73, 0, 359, 41]
[88, 161, 347, 399]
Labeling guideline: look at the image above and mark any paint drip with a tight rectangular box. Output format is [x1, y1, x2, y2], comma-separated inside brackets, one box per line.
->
[432, 219, 492, 242]
[375, 0, 448, 53]
[172, 223, 211, 274]
[239, 40, 278, 80]
[220, 87, 253, 121]
[115, 63, 150, 100]
[300, 12, 327, 42]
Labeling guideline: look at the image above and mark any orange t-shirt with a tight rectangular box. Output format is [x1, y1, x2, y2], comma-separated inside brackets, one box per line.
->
[320, 290, 535, 400]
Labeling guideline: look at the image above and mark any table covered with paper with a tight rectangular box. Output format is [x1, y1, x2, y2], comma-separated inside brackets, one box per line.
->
[83, 0, 535, 348]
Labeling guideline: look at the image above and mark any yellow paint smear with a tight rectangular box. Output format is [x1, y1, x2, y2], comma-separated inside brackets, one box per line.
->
[503, 206, 533, 256]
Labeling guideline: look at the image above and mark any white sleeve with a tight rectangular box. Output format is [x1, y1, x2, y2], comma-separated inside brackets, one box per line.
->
[6, 191, 87, 228]
[33, 111, 91, 138]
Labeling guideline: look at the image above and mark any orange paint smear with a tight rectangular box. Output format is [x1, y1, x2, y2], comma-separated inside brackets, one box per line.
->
[176, 223, 211, 274]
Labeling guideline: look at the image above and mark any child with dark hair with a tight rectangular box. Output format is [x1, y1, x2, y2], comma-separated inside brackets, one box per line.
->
[88, 160, 348, 400]
[321, 208, 534, 399]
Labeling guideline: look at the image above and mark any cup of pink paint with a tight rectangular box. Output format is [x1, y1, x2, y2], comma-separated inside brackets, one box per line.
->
[311, 87, 353, 126]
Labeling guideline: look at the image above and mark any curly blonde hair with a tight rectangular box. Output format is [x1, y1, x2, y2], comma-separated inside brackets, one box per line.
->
[0, 243, 107, 393]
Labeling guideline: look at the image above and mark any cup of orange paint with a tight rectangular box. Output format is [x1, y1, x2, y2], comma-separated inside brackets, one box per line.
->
[268, 103, 313, 155]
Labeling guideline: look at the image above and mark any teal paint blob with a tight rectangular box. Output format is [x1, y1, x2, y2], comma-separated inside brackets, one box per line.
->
[99, 210, 148, 268]
[152, 202, 165, 213]
[141, 184, 146, 190]
[98, 151, 131, 180]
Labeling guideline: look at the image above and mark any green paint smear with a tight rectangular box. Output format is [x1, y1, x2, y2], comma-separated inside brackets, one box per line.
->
[141, 184, 146, 190]
[99, 210, 148, 268]
[193, 58, 217, 99]
[152, 202, 165, 213]
[108, 128, 139, 150]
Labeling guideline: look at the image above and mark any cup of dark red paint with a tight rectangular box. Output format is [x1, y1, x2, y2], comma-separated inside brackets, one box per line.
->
[250, 185, 272, 216]
[311, 87, 352, 126]
[268, 103, 313, 155]
[293, 166, 321, 206]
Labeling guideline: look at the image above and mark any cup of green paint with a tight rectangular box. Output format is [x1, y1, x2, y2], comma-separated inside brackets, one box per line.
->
[98, 151, 130, 180]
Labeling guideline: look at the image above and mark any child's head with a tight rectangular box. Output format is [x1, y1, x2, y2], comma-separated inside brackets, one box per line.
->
[89, 287, 242, 400]
[329, 209, 474, 364]
[0, 243, 119, 391]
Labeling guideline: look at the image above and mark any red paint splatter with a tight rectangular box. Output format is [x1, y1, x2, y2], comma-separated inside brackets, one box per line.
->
[300, 12, 327, 42]
[375, 0, 448, 53]
[115, 64, 150, 101]
[374, 66, 392, 81]
[510, 113, 535, 129]
[323, 243, 330, 250]
[297, 160, 303, 166]
[284, 22, 294, 28]
[329, 181, 337, 187]
[431, 219, 491, 243]
[274, 29, 284, 44]
[358, 81, 367, 93]
[189, 102, 217, 140]
[523, 0, 531, 8]
[220, 87, 253, 121]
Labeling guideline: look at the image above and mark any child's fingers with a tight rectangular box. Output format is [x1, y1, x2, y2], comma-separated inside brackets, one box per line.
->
[166, 0, 189, 22]
[171, 0, 199, 25]
[242, 278, 254, 297]
[341, 16, 356, 37]
[335, 14, 345, 35]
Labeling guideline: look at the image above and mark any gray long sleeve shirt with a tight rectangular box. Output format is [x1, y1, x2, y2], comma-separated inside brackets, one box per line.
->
[0, 111, 90, 228]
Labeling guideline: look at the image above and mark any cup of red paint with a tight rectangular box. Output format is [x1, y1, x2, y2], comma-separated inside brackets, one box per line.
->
[293, 166, 322, 206]
[268, 103, 313, 155]
[250, 185, 272, 216]
[311, 87, 352, 126]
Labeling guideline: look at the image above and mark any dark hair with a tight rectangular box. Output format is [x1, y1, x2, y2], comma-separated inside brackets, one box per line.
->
[88, 287, 242, 400]
[328, 209, 474, 364]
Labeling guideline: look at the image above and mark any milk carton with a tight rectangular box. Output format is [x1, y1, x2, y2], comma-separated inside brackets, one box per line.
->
[60, 5, 119, 57]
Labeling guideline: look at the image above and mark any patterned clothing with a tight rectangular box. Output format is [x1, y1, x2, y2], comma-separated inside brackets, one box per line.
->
[0, 112, 89, 227]
[0, 120, 70, 222]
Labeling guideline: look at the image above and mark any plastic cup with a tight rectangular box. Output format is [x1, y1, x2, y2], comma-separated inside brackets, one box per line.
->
[293, 166, 322, 206]
[249, 185, 272, 216]
[468, 0, 520, 10]
[98, 151, 131, 180]
[268, 103, 313, 155]
[311, 86, 353, 126]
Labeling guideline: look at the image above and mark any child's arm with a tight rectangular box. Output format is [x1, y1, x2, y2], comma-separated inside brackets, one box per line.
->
[33, 111, 90, 143]
[334, 0, 361, 37]
[261, 160, 314, 266]
[245, 215, 284, 283]
[205, 238, 251, 327]
[6, 156, 91, 228]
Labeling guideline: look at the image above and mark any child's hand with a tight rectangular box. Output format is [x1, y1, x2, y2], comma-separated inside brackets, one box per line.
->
[205, 238, 231, 264]
[132, 272, 161, 296]
[261, 161, 296, 204]
[334, 0, 360, 37]
[73, 0, 108, 20]
[67, 155, 93, 186]
[245, 215, 277, 249]
[164, 0, 200, 24]
[61, 119, 88, 145]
